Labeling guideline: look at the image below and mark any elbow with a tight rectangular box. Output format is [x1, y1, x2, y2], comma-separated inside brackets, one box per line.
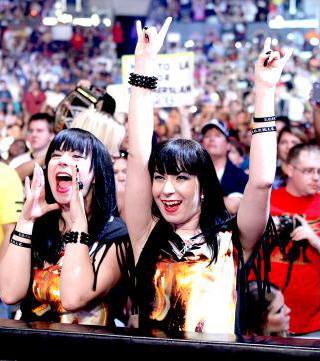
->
[249, 179, 274, 191]
[0, 291, 23, 305]
[61, 294, 86, 312]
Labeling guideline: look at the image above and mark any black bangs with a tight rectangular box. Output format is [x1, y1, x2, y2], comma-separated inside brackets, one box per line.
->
[149, 139, 203, 176]
[45, 128, 94, 167]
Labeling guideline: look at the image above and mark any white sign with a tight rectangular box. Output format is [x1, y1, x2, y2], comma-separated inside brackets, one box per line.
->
[107, 84, 130, 114]
[122, 52, 195, 108]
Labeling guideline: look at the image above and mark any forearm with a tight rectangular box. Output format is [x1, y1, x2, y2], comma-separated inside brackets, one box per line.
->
[0, 219, 33, 304]
[60, 243, 96, 310]
[238, 87, 277, 254]
[180, 111, 192, 139]
[249, 86, 277, 187]
[61, 238, 121, 311]
[128, 58, 155, 163]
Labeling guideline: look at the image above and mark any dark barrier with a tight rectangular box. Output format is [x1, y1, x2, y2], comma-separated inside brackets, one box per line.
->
[0, 318, 320, 360]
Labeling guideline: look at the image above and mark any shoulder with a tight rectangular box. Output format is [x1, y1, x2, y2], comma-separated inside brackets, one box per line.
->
[0, 162, 23, 189]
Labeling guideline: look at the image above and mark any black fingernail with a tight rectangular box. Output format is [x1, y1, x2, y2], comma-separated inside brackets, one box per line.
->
[263, 58, 269, 67]
[76, 165, 79, 172]
[144, 26, 148, 30]
[265, 50, 272, 55]
[78, 181, 83, 190]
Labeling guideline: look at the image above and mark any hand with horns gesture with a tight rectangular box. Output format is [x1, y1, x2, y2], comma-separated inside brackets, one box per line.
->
[134, 17, 172, 74]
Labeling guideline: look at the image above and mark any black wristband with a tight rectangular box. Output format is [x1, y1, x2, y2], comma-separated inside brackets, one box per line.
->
[13, 230, 32, 240]
[80, 232, 90, 246]
[10, 238, 31, 248]
[63, 231, 90, 246]
[63, 231, 78, 244]
[251, 126, 277, 135]
[128, 72, 158, 90]
[252, 116, 277, 123]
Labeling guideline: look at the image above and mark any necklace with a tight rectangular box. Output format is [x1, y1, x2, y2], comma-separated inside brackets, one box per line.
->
[167, 231, 204, 260]
[180, 232, 203, 254]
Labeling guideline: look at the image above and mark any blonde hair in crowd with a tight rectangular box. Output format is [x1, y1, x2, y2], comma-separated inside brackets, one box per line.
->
[71, 107, 126, 156]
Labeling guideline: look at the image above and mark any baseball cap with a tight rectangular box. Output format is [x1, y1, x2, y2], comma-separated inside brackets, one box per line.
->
[201, 119, 229, 138]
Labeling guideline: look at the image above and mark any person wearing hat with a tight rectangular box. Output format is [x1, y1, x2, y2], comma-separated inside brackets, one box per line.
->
[201, 119, 248, 214]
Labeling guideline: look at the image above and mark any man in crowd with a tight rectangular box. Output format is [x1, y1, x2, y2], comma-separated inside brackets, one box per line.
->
[201, 119, 248, 214]
[10, 113, 55, 180]
[270, 143, 320, 337]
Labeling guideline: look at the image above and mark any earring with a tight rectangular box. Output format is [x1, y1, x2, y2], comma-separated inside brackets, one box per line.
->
[200, 194, 204, 201]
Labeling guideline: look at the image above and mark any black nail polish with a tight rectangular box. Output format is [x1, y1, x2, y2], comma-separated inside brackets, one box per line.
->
[78, 181, 83, 190]
[76, 165, 79, 172]
[144, 26, 148, 30]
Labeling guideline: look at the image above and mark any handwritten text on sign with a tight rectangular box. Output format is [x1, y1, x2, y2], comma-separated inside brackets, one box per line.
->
[122, 52, 195, 108]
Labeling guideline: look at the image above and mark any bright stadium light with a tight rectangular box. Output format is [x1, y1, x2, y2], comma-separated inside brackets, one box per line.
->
[43, 17, 58, 26]
[91, 14, 101, 26]
[103, 18, 112, 27]
[184, 39, 195, 48]
[310, 37, 320, 46]
[73, 17, 92, 27]
[57, 13, 73, 24]
[269, 17, 319, 29]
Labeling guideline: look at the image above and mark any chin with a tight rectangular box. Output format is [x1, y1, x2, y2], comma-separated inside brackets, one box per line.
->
[52, 192, 71, 205]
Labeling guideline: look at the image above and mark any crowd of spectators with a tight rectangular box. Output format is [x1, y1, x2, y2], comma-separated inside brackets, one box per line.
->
[0, 0, 320, 338]
[0, 1, 318, 163]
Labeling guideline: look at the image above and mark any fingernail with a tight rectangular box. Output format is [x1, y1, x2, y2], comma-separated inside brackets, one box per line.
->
[76, 165, 79, 172]
[78, 181, 83, 190]
[144, 26, 148, 30]
[265, 50, 272, 55]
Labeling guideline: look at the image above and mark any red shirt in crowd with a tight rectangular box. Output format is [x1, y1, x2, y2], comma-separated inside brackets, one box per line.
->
[269, 187, 320, 334]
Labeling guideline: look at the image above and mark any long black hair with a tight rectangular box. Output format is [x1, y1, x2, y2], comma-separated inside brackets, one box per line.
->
[148, 138, 230, 263]
[32, 128, 117, 265]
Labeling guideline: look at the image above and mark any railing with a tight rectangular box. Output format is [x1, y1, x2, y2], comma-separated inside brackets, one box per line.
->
[0, 318, 320, 360]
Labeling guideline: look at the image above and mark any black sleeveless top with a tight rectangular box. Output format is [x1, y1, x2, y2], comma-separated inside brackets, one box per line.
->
[134, 218, 241, 334]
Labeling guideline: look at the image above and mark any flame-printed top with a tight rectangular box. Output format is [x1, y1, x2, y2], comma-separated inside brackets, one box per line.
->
[22, 243, 109, 325]
[19, 216, 129, 325]
[135, 219, 238, 334]
[30, 245, 108, 325]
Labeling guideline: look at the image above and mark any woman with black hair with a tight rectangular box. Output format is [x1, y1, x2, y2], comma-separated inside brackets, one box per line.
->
[124, 17, 293, 334]
[0, 128, 129, 325]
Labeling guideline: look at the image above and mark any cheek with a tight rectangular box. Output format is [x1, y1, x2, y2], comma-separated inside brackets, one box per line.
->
[82, 171, 94, 186]
[47, 162, 55, 187]
[152, 183, 159, 197]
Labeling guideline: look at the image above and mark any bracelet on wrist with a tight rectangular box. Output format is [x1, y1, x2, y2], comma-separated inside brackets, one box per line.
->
[13, 229, 32, 240]
[10, 238, 31, 249]
[252, 115, 277, 123]
[251, 126, 277, 135]
[128, 72, 158, 90]
[63, 231, 90, 246]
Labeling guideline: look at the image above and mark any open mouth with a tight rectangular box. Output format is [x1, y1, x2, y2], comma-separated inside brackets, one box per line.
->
[161, 200, 182, 213]
[56, 172, 72, 193]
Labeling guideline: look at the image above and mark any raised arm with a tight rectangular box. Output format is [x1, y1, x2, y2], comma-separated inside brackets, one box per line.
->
[237, 38, 293, 260]
[125, 18, 172, 261]
[60, 165, 122, 311]
[0, 164, 59, 304]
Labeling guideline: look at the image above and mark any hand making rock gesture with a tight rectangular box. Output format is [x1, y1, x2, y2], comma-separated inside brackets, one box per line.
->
[134, 17, 172, 61]
[255, 37, 293, 89]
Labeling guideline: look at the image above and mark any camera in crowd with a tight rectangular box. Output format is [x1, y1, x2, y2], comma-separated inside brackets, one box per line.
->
[273, 214, 309, 268]
[274, 215, 301, 244]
